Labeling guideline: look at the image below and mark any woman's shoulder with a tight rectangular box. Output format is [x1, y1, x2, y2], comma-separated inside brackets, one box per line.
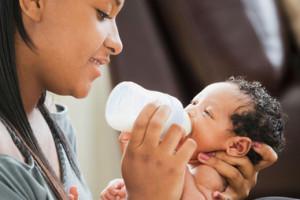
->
[0, 153, 55, 200]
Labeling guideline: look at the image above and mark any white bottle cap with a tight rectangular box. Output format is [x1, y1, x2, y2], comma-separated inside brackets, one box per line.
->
[182, 111, 191, 135]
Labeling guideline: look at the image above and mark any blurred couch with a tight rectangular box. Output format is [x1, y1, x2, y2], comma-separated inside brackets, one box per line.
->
[111, 0, 300, 198]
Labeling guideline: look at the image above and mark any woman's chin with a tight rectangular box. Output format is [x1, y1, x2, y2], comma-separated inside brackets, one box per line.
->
[71, 87, 91, 99]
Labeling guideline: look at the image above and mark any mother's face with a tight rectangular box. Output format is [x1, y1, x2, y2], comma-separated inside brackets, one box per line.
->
[19, 0, 124, 98]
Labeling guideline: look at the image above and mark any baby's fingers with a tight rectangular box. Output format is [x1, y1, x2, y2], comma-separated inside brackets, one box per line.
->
[69, 186, 78, 200]
[68, 194, 74, 200]
[107, 186, 118, 196]
[100, 191, 115, 200]
[117, 185, 127, 199]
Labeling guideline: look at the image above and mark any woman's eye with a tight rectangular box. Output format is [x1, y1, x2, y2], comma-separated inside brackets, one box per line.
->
[96, 9, 112, 21]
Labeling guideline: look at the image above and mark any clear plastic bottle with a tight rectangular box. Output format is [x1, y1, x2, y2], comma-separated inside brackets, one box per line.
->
[105, 81, 191, 137]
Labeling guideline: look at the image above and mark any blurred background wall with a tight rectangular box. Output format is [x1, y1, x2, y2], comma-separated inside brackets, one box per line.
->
[55, 0, 300, 199]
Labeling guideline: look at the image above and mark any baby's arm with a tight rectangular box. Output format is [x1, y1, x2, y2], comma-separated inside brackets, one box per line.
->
[181, 167, 206, 200]
[182, 164, 226, 200]
[100, 179, 126, 200]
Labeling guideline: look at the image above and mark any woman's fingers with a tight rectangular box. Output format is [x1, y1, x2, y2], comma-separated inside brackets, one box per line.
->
[210, 151, 255, 181]
[198, 152, 244, 190]
[252, 142, 278, 171]
[198, 152, 252, 199]
[197, 144, 278, 200]
[127, 103, 171, 150]
[127, 103, 158, 149]
[142, 105, 171, 147]
[159, 124, 185, 154]
[176, 138, 197, 167]
[122, 102, 197, 199]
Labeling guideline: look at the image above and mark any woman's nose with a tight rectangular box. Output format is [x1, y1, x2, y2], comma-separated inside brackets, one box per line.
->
[104, 25, 123, 55]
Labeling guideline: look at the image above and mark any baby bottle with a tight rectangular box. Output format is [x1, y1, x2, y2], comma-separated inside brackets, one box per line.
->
[105, 81, 191, 137]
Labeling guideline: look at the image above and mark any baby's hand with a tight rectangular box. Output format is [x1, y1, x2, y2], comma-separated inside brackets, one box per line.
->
[100, 179, 126, 200]
[68, 186, 78, 200]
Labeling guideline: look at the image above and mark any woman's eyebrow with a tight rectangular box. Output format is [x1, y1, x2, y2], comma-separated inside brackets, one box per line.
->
[115, 0, 120, 6]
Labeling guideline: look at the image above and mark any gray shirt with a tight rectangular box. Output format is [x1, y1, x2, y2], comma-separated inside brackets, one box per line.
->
[0, 104, 92, 200]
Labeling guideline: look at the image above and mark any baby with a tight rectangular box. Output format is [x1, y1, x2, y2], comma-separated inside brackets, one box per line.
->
[100, 77, 287, 200]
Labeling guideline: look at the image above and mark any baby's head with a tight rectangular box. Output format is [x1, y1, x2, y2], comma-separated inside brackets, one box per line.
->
[185, 77, 287, 164]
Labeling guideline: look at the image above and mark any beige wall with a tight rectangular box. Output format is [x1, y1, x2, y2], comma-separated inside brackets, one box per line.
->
[51, 66, 122, 199]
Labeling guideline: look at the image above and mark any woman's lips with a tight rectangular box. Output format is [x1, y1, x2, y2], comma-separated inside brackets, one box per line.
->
[89, 58, 104, 66]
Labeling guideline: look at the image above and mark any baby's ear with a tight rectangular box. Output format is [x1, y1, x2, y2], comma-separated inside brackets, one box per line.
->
[226, 137, 252, 157]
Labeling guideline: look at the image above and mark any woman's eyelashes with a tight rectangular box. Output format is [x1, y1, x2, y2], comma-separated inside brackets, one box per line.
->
[96, 9, 112, 21]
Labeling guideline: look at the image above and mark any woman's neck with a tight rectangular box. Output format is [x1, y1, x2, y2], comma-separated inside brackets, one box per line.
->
[15, 35, 44, 114]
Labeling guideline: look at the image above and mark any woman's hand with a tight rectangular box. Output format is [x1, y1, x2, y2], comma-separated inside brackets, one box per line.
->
[198, 143, 277, 200]
[121, 103, 197, 200]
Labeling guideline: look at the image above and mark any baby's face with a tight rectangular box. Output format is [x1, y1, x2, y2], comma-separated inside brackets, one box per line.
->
[184, 82, 249, 161]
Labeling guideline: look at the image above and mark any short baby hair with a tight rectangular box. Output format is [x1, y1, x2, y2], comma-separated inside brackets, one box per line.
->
[227, 77, 287, 165]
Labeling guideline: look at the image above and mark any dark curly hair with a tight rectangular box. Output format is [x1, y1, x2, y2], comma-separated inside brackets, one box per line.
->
[227, 77, 287, 165]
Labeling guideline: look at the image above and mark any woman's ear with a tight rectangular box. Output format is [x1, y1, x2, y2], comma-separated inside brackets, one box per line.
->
[226, 137, 252, 157]
[19, 0, 44, 22]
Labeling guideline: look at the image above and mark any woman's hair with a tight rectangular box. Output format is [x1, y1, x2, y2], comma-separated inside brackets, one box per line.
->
[227, 77, 287, 165]
[0, 1, 81, 199]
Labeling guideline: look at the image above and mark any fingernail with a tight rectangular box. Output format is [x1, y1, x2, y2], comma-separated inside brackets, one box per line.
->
[214, 193, 221, 199]
[252, 141, 261, 148]
[198, 152, 210, 161]
[206, 152, 215, 156]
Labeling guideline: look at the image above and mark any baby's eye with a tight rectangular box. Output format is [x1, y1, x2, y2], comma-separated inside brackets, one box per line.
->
[204, 109, 211, 117]
[191, 101, 197, 105]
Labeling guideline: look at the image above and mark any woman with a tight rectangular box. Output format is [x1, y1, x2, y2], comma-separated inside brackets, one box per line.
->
[0, 0, 276, 199]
